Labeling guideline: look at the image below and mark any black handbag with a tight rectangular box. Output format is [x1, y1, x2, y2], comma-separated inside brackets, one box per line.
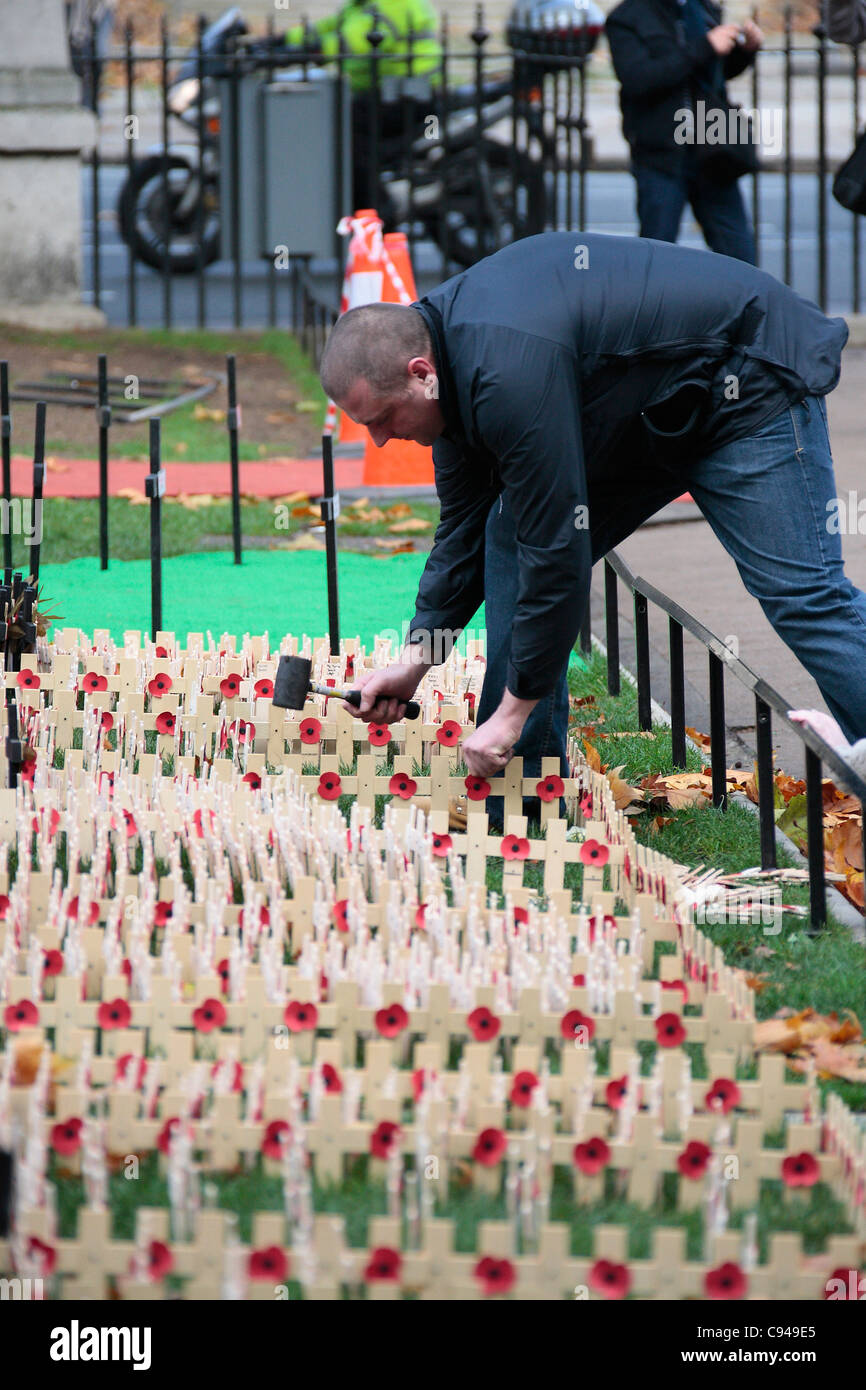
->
[833, 128, 866, 214]
[694, 103, 761, 184]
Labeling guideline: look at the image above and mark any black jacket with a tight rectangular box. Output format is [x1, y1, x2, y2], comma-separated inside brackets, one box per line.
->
[409, 232, 847, 701]
[605, 0, 755, 172]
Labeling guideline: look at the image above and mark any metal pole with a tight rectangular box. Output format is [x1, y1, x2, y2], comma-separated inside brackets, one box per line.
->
[146, 420, 165, 641]
[708, 650, 727, 809]
[30, 403, 45, 586]
[669, 616, 686, 769]
[226, 354, 242, 565]
[755, 695, 777, 869]
[97, 354, 110, 570]
[125, 20, 138, 326]
[321, 433, 340, 652]
[604, 560, 620, 696]
[0, 362, 11, 572]
[634, 589, 651, 731]
[804, 745, 826, 930]
[160, 16, 172, 329]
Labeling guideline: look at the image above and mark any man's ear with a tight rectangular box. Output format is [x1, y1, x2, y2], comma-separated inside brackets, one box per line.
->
[408, 355, 436, 383]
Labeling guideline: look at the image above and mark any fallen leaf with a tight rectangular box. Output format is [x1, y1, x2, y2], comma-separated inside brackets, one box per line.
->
[686, 726, 711, 751]
[291, 505, 322, 520]
[388, 517, 431, 533]
[582, 741, 603, 774]
[277, 491, 311, 506]
[280, 532, 324, 551]
[384, 502, 412, 520]
[265, 411, 297, 425]
[192, 404, 226, 423]
[295, 400, 319, 413]
[45, 458, 70, 473]
[172, 441, 189, 454]
[605, 764, 645, 811]
[374, 540, 414, 555]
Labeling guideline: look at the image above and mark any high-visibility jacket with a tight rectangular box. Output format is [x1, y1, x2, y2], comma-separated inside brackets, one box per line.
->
[287, 0, 441, 92]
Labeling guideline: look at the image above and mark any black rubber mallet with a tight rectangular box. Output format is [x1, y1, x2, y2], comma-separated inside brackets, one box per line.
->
[273, 654, 421, 719]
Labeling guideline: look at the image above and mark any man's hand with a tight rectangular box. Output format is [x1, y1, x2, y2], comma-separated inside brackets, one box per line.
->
[740, 18, 763, 51]
[462, 711, 526, 779]
[707, 22, 742, 54]
[343, 659, 427, 724]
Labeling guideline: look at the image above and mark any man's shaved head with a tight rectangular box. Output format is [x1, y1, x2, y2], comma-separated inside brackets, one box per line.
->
[320, 303, 433, 402]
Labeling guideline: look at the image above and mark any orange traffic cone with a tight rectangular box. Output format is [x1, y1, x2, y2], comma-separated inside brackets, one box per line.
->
[362, 230, 434, 485]
[338, 211, 386, 444]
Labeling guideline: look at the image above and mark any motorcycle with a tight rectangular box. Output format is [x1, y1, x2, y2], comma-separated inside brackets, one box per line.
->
[116, 2, 603, 275]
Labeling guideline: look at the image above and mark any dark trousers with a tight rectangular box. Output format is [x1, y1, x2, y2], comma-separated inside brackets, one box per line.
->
[633, 160, 757, 265]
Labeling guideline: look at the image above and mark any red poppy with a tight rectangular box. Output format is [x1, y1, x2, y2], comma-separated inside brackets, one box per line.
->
[51, 1116, 84, 1156]
[261, 1119, 292, 1159]
[317, 772, 342, 801]
[98, 998, 132, 1030]
[219, 674, 241, 700]
[572, 973, 586, 987]
[321, 1063, 343, 1094]
[364, 1247, 402, 1282]
[605, 1077, 629, 1110]
[148, 672, 173, 697]
[579, 792, 593, 817]
[661, 978, 689, 1002]
[154, 900, 173, 927]
[155, 645, 169, 659]
[781, 1152, 820, 1188]
[114, 1054, 147, 1088]
[146, 1241, 174, 1280]
[156, 1118, 181, 1156]
[333, 899, 349, 932]
[4, 999, 40, 1031]
[67, 896, 100, 924]
[370, 1120, 401, 1159]
[472, 1127, 507, 1166]
[27, 1236, 56, 1276]
[655, 1012, 687, 1048]
[501, 835, 530, 860]
[704, 1262, 747, 1300]
[231, 719, 255, 745]
[121, 809, 137, 838]
[473, 1256, 516, 1297]
[513, 907, 529, 928]
[193, 997, 227, 1033]
[19, 757, 37, 785]
[299, 718, 322, 744]
[411, 1068, 427, 1102]
[561, 1009, 596, 1043]
[368, 722, 391, 746]
[82, 672, 108, 693]
[536, 774, 564, 802]
[42, 949, 64, 977]
[414, 903, 427, 930]
[388, 772, 417, 799]
[284, 1000, 318, 1033]
[705, 1078, 741, 1115]
[211, 1059, 243, 1093]
[589, 1258, 631, 1300]
[435, 720, 461, 747]
[509, 1070, 539, 1108]
[573, 1136, 612, 1175]
[17, 669, 40, 691]
[580, 839, 609, 867]
[248, 1246, 289, 1282]
[243, 771, 262, 790]
[155, 710, 176, 736]
[193, 807, 216, 838]
[254, 678, 274, 700]
[238, 904, 270, 931]
[0, 894, 9, 919]
[467, 1006, 501, 1042]
[677, 1140, 712, 1180]
[101, 710, 114, 733]
[824, 1267, 865, 1300]
[464, 774, 491, 800]
[431, 833, 452, 857]
[375, 1003, 410, 1038]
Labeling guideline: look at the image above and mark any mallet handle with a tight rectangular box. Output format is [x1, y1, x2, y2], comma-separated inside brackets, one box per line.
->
[311, 680, 420, 720]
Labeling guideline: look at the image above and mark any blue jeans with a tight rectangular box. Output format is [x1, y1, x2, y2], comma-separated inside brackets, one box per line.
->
[480, 396, 866, 796]
[633, 161, 756, 265]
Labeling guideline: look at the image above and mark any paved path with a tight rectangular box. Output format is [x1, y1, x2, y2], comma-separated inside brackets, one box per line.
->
[9, 453, 364, 498]
[590, 348, 866, 776]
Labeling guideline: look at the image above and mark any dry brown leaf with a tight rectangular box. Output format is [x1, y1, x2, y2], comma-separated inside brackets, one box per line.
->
[116, 486, 147, 505]
[265, 411, 297, 425]
[45, 458, 70, 473]
[686, 725, 711, 751]
[388, 517, 432, 533]
[745, 973, 771, 994]
[789, 1037, 866, 1082]
[606, 764, 645, 812]
[582, 741, 603, 774]
[291, 505, 322, 520]
[280, 532, 324, 551]
[384, 502, 412, 520]
[276, 491, 311, 506]
[375, 541, 414, 556]
[753, 1017, 806, 1053]
[192, 404, 225, 423]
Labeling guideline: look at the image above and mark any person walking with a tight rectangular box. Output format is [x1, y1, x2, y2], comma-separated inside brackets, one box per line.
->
[606, 0, 763, 263]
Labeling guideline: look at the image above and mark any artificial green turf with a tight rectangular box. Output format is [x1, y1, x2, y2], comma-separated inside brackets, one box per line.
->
[39, 549, 447, 650]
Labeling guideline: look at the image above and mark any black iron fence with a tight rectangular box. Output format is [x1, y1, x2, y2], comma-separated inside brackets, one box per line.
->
[602, 548, 866, 931]
[79, 5, 865, 330]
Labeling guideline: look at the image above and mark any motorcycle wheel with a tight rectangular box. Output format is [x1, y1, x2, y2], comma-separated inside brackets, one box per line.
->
[418, 139, 544, 269]
[117, 154, 221, 275]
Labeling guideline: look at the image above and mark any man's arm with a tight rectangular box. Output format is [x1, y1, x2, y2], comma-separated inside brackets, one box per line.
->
[825, 0, 866, 44]
[472, 328, 591, 704]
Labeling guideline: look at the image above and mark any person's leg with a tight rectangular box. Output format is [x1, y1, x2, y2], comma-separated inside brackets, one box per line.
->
[687, 168, 756, 264]
[478, 495, 570, 828]
[688, 395, 866, 741]
[633, 162, 689, 243]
